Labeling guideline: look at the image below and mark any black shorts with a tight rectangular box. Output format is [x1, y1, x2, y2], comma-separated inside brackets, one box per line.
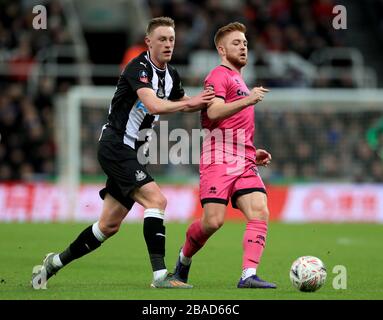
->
[97, 140, 154, 210]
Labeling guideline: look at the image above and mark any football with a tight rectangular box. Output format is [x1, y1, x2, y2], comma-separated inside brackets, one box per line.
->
[290, 256, 327, 292]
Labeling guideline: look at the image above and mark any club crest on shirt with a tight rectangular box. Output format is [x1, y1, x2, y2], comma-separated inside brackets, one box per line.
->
[135, 170, 147, 181]
[139, 70, 148, 83]
[157, 86, 165, 98]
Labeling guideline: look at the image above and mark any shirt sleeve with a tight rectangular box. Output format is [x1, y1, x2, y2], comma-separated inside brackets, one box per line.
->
[122, 60, 153, 92]
[204, 69, 228, 101]
[168, 67, 185, 100]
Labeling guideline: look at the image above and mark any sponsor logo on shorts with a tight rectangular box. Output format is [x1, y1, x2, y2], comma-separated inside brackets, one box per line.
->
[135, 170, 147, 181]
[209, 186, 217, 194]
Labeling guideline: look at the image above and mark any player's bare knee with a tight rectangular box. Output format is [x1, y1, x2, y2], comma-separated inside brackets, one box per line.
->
[99, 221, 120, 237]
[160, 195, 167, 209]
[211, 219, 225, 231]
[250, 205, 269, 221]
[151, 194, 167, 210]
[205, 216, 224, 232]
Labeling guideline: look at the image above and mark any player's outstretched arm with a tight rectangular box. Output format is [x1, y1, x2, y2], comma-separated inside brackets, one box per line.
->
[207, 86, 269, 121]
[137, 88, 215, 115]
[181, 90, 216, 113]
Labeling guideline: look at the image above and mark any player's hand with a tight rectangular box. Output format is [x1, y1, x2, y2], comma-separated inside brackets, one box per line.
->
[187, 89, 215, 109]
[248, 86, 269, 105]
[255, 149, 272, 167]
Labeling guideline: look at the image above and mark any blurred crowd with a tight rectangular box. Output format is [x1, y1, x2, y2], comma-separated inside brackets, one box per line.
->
[0, 0, 72, 79]
[0, 80, 56, 181]
[0, 0, 382, 183]
[149, 0, 343, 61]
[255, 110, 383, 183]
[148, 0, 348, 88]
[0, 0, 71, 181]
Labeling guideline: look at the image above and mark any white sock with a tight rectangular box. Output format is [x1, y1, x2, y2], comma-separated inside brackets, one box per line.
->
[52, 254, 63, 268]
[144, 208, 165, 219]
[92, 221, 107, 242]
[180, 251, 192, 266]
[241, 268, 256, 280]
[153, 269, 168, 281]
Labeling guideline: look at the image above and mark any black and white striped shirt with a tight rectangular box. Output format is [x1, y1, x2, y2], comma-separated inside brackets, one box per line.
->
[100, 51, 185, 150]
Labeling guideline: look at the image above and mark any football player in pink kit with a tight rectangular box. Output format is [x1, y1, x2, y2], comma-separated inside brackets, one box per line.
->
[173, 22, 277, 288]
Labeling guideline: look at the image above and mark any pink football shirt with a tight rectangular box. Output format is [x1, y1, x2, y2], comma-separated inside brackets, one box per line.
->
[201, 65, 256, 163]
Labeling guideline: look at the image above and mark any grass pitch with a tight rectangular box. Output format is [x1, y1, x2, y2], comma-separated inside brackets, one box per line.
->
[0, 222, 382, 300]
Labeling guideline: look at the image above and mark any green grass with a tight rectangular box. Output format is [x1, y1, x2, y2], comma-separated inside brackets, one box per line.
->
[0, 222, 382, 300]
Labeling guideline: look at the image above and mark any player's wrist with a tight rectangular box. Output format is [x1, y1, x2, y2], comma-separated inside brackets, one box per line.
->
[243, 96, 253, 108]
[185, 98, 197, 109]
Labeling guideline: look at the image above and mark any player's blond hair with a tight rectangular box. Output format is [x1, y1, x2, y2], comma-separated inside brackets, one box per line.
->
[146, 17, 175, 35]
[214, 22, 247, 47]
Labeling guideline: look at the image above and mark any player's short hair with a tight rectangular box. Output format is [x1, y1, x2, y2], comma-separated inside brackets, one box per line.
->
[146, 17, 175, 35]
[214, 22, 247, 47]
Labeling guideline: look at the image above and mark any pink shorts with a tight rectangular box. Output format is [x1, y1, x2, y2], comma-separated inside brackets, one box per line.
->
[199, 157, 266, 208]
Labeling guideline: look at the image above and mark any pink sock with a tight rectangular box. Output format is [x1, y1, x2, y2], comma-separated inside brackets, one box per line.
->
[242, 219, 268, 269]
[182, 219, 211, 258]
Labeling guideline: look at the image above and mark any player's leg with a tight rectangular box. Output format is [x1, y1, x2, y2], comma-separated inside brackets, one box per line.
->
[235, 191, 276, 288]
[130, 182, 192, 288]
[174, 161, 232, 283]
[130, 182, 167, 280]
[186, 202, 227, 256]
[174, 202, 227, 283]
[58, 193, 129, 265]
[31, 193, 129, 289]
